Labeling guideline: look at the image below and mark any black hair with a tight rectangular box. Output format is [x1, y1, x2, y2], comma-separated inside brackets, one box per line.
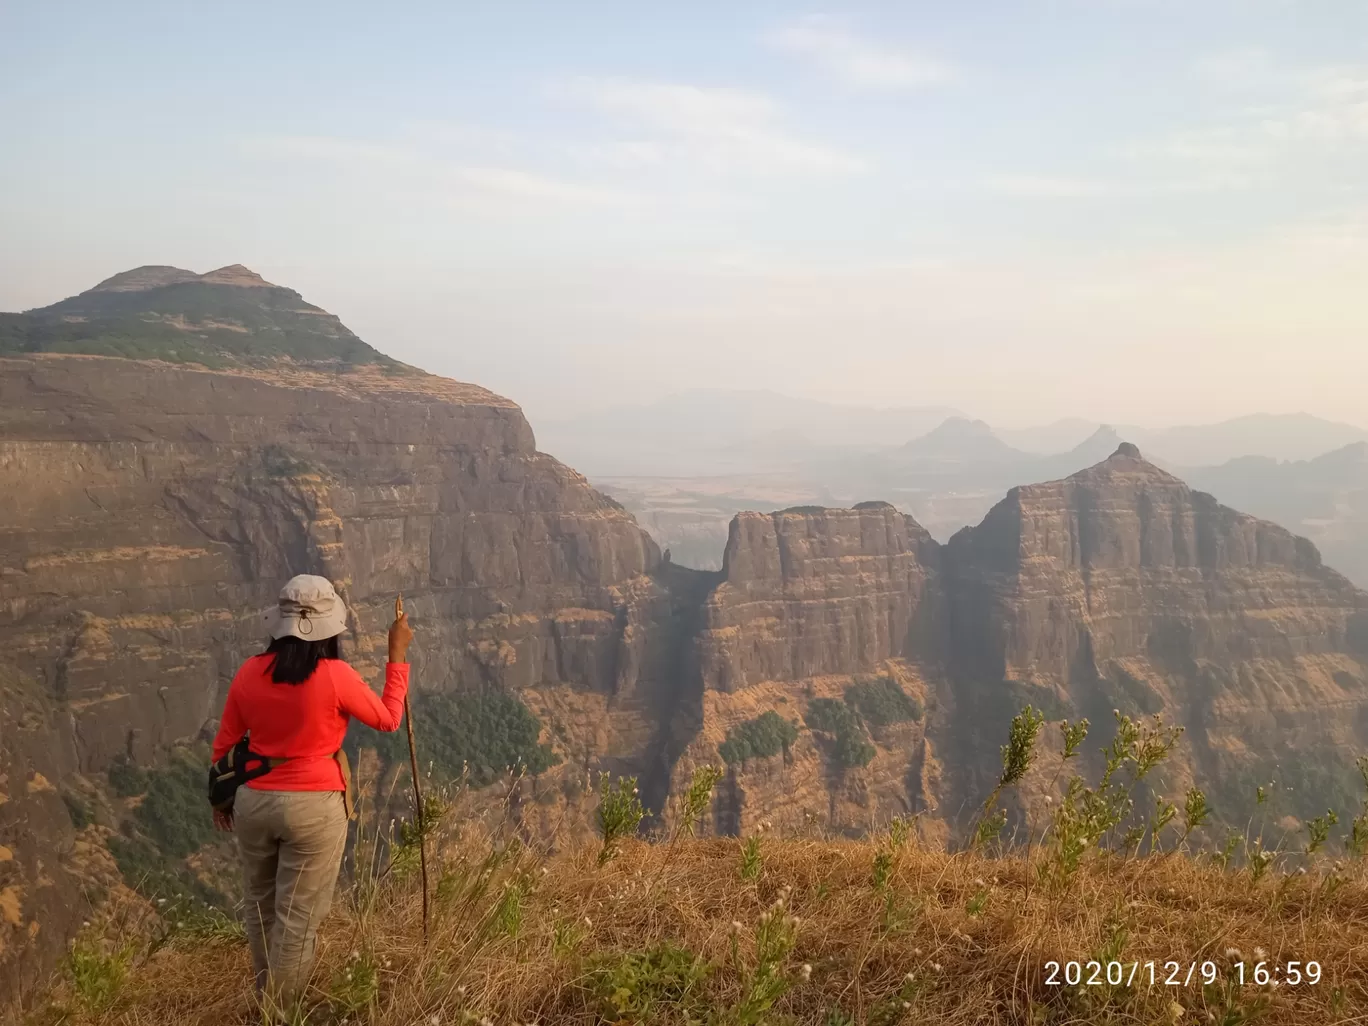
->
[264, 635, 341, 685]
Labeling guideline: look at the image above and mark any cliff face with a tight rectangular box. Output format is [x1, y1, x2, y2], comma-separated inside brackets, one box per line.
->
[8, 266, 1368, 1004]
[665, 445, 1368, 843]
[661, 503, 950, 840]
[942, 442, 1368, 811]
[0, 352, 672, 999]
[698, 503, 941, 693]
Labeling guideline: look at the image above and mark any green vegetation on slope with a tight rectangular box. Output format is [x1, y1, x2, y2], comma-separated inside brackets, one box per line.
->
[844, 676, 923, 727]
[2, 279, 406, 371]
[105, 745, 232, 905]
[361, 688, 561, 787]
[805, 698, 876, 769]
[718, 711, 800, 766]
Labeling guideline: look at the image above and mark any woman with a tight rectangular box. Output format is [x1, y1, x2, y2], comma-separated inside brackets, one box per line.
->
[211, 574, 412, 1006]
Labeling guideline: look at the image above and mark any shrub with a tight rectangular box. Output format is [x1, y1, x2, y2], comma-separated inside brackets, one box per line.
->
[365, 687, 560, 787]
[107, 756, 149, 797]
[806, 699, 875, 769]
[585, 942, 712, 1023]
[845, 677, 923, 726]
[63, 792, 93, 829]
[598, 774, 646, 865]
[67, 930, 136, 1015]
[135, 751, 215, 859]
[719, 712, 800, 766]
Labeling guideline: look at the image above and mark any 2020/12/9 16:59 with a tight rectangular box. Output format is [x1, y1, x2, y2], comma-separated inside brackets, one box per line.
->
[1045, 960, 1322, 987]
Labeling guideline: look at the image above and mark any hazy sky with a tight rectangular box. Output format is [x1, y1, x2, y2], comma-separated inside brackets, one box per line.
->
[3, 1, 1367, 428]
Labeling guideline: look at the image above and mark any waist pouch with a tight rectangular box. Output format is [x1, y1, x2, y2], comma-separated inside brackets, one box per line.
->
[208, 738, 356, 819]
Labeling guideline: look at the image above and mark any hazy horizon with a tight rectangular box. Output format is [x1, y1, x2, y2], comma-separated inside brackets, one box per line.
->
[4, 2, 1367, 428]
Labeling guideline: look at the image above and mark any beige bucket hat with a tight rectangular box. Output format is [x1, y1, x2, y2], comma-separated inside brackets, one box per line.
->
[262, 574, 349, 641]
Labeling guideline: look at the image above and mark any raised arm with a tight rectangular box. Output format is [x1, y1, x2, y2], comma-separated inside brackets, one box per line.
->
[211, 670, 248, 761]
[335, 660, 410, 732]
[336, 597, 412, 732]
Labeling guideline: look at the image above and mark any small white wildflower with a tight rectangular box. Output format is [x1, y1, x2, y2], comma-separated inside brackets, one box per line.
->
[973, 878, 985, 888]
[350, 949, 360, 960]
[799, 963, 812, 982]
[913, 947, 923, 957]
[430, 1015, 441, 1025]
[1044, 795, 1053, 804]
[904, 972, 916, 984]
[480, 1018, 494, 1026]
[901, 1001, 911, 1010]
[1254, 947, 1267, 961]
[730, 920, 743, 934]
[932, 962, 942, 972]
[157, 898, 167, 905]
[82, 920, 91, 928]
[1224, 947, 1242, 961]
[457, 985, 466, 997]
[759, 911, 771, 923]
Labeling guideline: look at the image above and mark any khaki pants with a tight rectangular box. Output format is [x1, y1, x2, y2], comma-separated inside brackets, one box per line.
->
[235, 788, 348, 1006]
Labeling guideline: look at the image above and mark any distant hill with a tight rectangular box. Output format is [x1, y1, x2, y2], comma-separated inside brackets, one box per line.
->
[0, 264, 405, 371]
[998, 417, 1102, 454]
[1188, 441, 1368, 587]
[1002, 413, 1367, 466]
[538, 389, 962, 476]
[898, 417, 1025, 463]
[1144, 413, 1367, 467]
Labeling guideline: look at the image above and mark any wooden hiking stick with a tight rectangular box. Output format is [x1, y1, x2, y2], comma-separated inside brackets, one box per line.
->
[397, 594, 430, 941]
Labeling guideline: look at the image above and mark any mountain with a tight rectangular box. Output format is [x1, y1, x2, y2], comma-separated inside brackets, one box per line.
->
[897, 417, 1025, 463]
[1188, 441, 1368, 588]
[1000, 413, 1368, 467]
[1146, 413, 1367, 467]
[538, 389, 962, 477]
[997, 417, 1104, 454]
[6, 267, 1368, 1003]
[0, 264, 403, 371]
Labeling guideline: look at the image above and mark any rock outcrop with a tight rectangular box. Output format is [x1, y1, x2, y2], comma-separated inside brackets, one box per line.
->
[6, 266, 1368, 1004]
[698, 502, 941, 693]
[942, 442, 1368, 809]
[663, 446, 1368, 843]
[0, 350, 670, 1000]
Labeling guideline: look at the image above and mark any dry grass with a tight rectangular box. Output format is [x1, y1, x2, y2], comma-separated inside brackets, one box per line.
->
[28, 806, 1368, 1026]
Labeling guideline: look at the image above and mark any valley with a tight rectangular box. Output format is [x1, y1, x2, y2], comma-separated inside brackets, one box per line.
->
[3, 266, 1368, 1004]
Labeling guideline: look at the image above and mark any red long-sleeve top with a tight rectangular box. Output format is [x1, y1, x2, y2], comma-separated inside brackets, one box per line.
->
[211, 655, 410, 791]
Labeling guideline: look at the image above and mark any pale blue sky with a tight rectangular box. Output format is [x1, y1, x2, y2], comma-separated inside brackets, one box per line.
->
[3, 1, 1367, 427]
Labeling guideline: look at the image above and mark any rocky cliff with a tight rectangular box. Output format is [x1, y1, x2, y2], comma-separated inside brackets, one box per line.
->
[7, 267, 1368, 1005]
[663, 444, 1368, 844]
[942, 441, 1368, 813]
[0, 268, 688, 1001]
[0, 349, 687, 998]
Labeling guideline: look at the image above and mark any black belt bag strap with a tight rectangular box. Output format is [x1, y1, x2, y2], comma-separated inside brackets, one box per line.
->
[207, 736, 287, 812]
[208, 737, 357, 820]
